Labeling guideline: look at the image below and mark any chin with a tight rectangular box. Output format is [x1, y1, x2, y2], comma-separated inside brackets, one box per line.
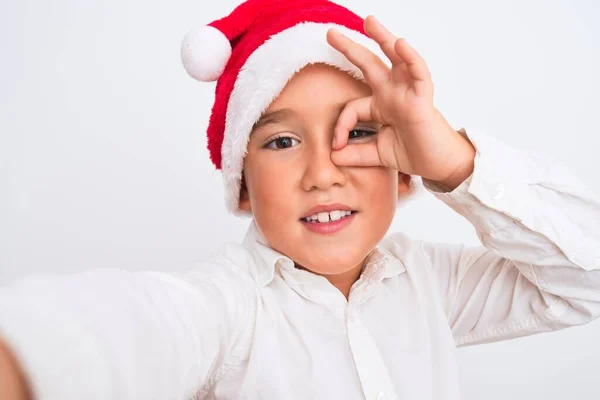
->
[295, 247, 369, 275]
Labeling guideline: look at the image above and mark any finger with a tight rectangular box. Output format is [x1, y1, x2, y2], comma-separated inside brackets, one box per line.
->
[363, 15, 403, 66]
[394, 38, 432, 83]
[326, 28, 389, 87]
[331, 141, 382, 167]
[332, 97, 373, 150]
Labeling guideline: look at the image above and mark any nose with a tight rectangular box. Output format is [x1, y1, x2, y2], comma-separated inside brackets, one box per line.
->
[300, 141, 347, 192]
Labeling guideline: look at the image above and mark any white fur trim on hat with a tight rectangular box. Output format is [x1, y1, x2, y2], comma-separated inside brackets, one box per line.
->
[221, 22, 395, 215]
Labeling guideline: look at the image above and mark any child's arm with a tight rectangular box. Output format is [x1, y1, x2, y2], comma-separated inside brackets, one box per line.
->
[326, 16, 600, 343]
[0, 263, 256, 399]
[0, 337, 31, 400]
[405, 128, 600, 345]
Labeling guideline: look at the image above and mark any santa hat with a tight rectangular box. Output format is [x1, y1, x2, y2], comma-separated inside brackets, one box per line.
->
[181, 0, 391, 215]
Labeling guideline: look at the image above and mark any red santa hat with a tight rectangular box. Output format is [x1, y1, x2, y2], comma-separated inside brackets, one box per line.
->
[181, 0, 388, 214]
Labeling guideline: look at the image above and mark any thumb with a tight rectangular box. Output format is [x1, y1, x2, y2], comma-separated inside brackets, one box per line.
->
[331, 141, 382, 167]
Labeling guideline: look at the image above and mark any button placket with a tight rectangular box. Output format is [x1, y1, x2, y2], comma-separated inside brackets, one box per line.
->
[345, 306, 397, 400]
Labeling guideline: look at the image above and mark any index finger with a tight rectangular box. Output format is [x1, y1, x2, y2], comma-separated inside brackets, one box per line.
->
[332, 96, 373, 150]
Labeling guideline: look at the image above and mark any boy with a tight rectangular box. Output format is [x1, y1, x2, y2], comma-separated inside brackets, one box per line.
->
[1, 0, 599, 399]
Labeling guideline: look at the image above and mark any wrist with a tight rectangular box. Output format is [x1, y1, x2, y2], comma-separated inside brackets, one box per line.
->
[437, 130, 476, 191]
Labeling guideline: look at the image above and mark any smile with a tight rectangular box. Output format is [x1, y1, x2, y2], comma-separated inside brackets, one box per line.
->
[299, 204, 358, 235]
[300, 210, 355, 223]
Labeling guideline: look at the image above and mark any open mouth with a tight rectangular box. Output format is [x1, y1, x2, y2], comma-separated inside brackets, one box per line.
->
[300, 210, 357, 223]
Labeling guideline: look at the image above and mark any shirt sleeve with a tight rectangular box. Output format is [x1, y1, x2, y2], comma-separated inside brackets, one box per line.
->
[419, 128, 600, 346]
[0, 260, 257, 400]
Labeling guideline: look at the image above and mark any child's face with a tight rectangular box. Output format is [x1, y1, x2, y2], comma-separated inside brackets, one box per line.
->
[239, 64, 411, 276]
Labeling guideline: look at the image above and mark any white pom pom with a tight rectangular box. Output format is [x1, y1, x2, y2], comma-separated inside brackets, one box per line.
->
[181, 26, 232, 82]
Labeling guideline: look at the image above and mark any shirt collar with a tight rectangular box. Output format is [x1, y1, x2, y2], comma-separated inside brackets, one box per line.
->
[242, 221, 293, 286]
[242, 220, 407, 287]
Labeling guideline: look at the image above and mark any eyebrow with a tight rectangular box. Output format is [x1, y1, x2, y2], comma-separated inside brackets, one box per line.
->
[251, 102, 358, 132]
[252, 108, 295, 132]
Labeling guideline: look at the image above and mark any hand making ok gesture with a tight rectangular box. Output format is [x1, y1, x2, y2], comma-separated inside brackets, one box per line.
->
[327, 16, 475, 190]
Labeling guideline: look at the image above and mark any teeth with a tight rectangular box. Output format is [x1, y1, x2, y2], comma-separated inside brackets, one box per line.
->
[303, 210, 353, 223]
[330, 210, 342, 221]
[317, 212, 329, 223]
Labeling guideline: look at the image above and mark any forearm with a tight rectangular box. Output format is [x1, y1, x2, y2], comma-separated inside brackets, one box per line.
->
[423, 128, 600, 344]
[0, 267, 254, 399]
[0, 337, 31, 400]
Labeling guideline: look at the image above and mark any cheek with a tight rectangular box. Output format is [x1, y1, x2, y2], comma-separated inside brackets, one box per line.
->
[360, 168, 398, 209]
[245, 156, 300, 222]
[356, 168, 398, 234]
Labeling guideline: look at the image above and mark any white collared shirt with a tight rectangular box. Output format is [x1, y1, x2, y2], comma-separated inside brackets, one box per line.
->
[1, 129, 600, 400]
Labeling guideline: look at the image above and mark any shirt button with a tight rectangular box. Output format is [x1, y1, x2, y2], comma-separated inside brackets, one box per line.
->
[377, 393, 387, 400]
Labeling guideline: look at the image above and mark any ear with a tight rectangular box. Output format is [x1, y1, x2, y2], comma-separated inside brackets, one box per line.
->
[238, 172, 252, 213]
[397, 172, 413, 197]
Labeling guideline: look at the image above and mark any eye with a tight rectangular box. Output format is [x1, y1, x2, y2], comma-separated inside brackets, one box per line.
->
[348, 129, 377, 140]
[264, 136, 300, 150]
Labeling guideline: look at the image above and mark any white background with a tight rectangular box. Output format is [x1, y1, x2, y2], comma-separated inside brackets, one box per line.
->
[1, 0, 599, 398]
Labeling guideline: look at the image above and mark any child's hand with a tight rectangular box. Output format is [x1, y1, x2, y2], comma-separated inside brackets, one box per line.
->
[327, 16, 475, 190]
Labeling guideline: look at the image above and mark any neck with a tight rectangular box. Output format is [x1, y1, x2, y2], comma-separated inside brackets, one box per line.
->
[297, 260, 365, 299]
[329, 264, 364, 299]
